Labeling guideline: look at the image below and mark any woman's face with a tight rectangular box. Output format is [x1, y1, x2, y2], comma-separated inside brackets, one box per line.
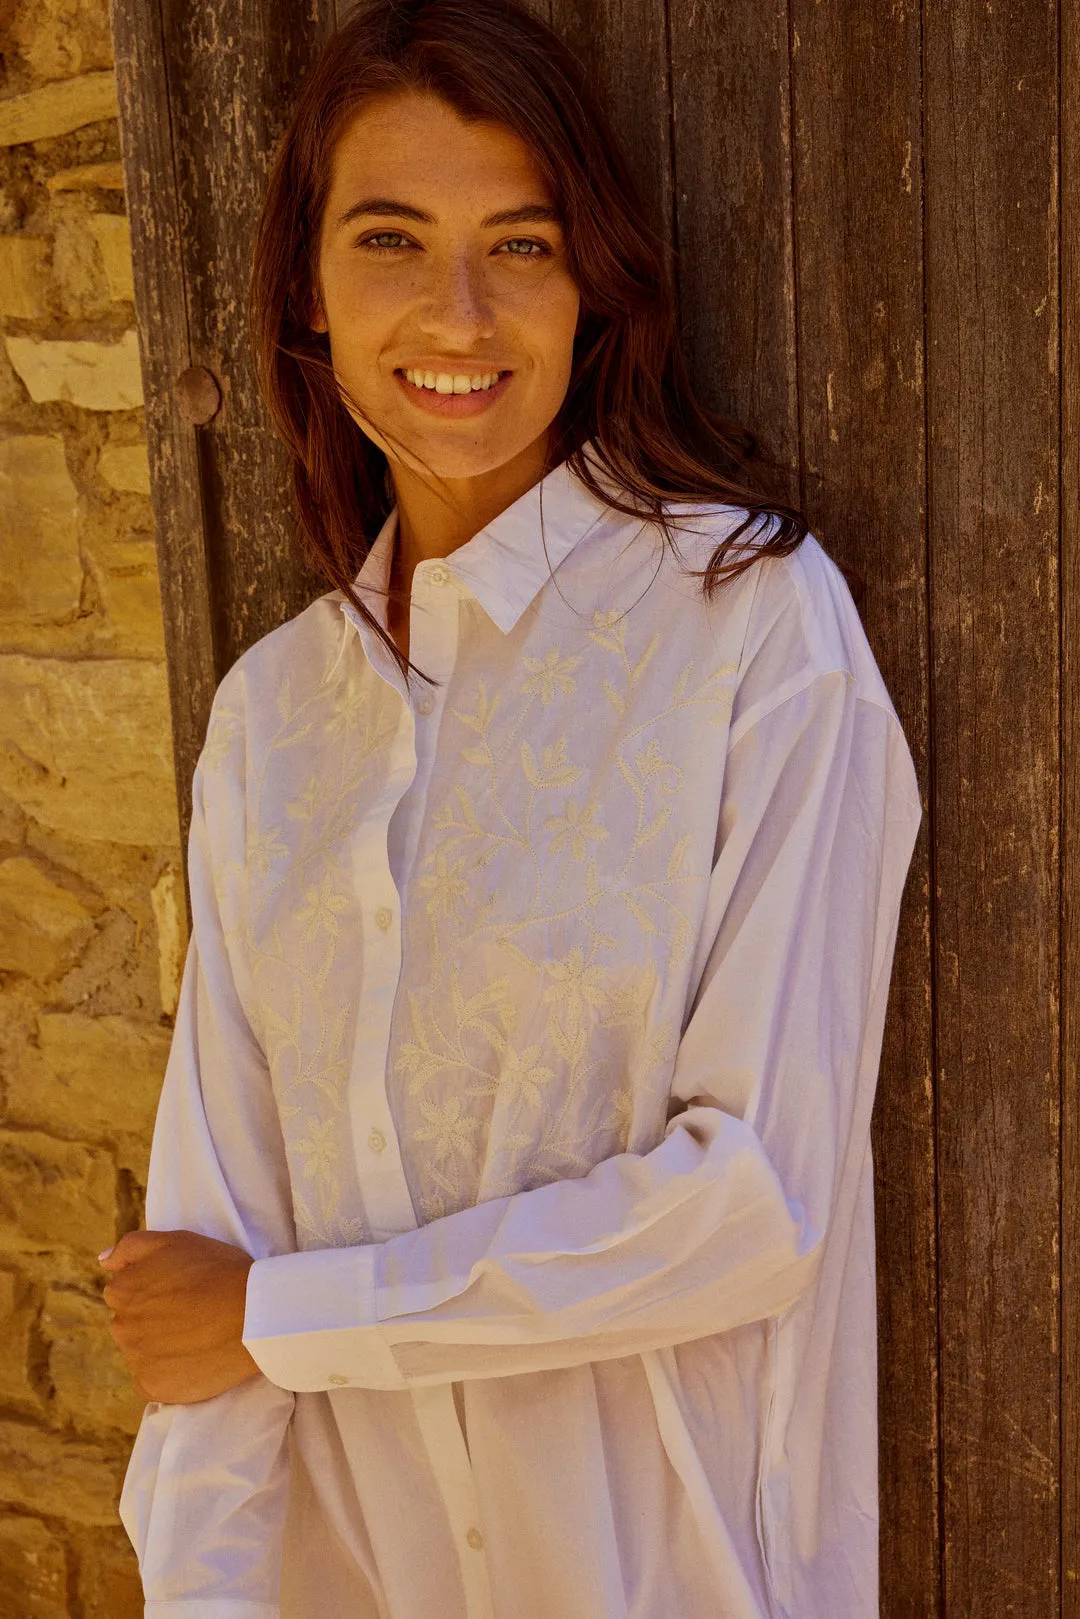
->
[311, 90, 582, 484]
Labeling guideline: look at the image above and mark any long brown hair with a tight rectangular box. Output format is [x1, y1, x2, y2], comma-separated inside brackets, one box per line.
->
[248, 0, 812, 692]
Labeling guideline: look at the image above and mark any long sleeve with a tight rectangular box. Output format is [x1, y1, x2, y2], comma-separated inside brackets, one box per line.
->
[243, 666, 922, 1393]
[119, 750, 298, 1617]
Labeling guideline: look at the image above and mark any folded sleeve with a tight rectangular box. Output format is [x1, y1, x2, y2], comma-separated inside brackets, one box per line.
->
[243, 666, 923, 1392]
[119, 744, 298, 1618]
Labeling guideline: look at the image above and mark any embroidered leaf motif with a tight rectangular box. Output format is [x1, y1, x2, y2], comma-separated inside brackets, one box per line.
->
[667, 833, 691, 880]
[450, 678, 500, 736]
[602, 676, 626, 716]
[636, 807, 673, 850]
[622, 889, 662, 938]
[520, 736, 580, 790]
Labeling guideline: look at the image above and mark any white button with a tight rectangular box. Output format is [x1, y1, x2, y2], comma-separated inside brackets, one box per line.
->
[428, 564, 450, 586]
[327, 1374, 349, 1386]
[465, 1527, 484, 1551]
[368, 1129, 387, 1154]
[375, 906, 393, 930]
[416, 694, 435, 715]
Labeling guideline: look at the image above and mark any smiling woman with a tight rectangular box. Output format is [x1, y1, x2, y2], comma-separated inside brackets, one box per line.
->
[107, 2, 922, 1617]
[245, 0, 810, 695]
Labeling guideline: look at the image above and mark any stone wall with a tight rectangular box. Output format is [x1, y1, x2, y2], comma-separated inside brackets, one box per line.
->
[0, 0, 184, 1611]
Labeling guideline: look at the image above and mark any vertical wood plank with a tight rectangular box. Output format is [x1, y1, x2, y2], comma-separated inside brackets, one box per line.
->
[1061, 0, 1079, 1608]
[544, 0, 673, 276]
[924, 0, 1061, 1609]
[783, 1, 939, 1610]
[666, 0, 799, 503]
[111, 0, 219, 864]
[112, 0, 334, 865]
[156, 0, 330, 673]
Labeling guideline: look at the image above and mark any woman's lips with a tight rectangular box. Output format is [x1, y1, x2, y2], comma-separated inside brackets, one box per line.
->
[394, 368, 513, 417]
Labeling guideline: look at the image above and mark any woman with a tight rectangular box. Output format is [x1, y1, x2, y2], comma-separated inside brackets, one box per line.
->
[103, 1, 922, 1614]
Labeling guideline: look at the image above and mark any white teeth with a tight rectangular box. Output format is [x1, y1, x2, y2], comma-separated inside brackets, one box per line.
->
[403, 368, 502, 393]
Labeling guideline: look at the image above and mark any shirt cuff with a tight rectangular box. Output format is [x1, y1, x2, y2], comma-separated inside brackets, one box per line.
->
[242, 1247, 406, 1392]
[145, 1606, 280, 1618]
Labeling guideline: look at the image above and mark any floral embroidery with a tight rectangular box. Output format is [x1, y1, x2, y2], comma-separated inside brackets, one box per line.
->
[204, 504, 747, 1247]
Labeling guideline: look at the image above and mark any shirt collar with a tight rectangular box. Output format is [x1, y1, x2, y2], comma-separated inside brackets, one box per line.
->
[346, 440, 626, 636]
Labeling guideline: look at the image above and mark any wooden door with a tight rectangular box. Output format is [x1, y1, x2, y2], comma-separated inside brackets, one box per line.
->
[111, 0, 1076, 1609]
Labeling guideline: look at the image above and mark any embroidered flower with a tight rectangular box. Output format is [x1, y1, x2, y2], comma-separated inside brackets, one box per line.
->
[296, 1116, 339, 1183]
[541, 947, 609, 1022]
[520, 646, 582, 705]
[295, 870, 350, 942]
[496, 1043, 557, 1111]
[413, 1095, 481, 1163]
[544, 797, 609, 861]
[416, 845, 471, 920]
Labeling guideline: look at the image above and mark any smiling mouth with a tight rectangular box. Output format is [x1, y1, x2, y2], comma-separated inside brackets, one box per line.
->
[396, 367, 512, 395]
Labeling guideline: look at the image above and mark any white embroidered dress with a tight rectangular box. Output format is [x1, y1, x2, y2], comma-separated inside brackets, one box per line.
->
[120, 446, 922, 1619]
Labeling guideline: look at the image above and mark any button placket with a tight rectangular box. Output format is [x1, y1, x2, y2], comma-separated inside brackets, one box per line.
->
[345, 722, 418, 1238]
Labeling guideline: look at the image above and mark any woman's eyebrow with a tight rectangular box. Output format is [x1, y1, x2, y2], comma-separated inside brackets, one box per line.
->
[335, 198, 561, 231]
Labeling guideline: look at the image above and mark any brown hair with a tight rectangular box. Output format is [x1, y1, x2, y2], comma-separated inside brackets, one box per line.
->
[248, 0, 813, 692]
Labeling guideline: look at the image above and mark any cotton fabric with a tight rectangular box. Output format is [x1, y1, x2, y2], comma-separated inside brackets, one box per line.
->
[119, 444, 922, 1619]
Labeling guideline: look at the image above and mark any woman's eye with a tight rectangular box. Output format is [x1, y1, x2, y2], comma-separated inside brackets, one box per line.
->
[357, 233, 552, 260]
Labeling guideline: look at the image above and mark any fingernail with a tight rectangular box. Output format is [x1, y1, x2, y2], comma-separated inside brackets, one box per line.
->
[98, 1247, 114, 1262]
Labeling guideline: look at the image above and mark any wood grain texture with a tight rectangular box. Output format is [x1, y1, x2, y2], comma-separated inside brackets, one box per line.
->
[924, 0, 1061, 1609]
[784, 2, 939, 1611]
[543, 0, 673, 277]
[155, 0, 331, 675]
[667, 0, 799, 504]
[112, 0, 332, 866]
[110, 0, 219, 870]
[1061, 0, 1080, 1609]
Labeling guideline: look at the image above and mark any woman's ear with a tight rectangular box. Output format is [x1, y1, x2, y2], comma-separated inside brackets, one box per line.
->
[310, 295, 328, 335]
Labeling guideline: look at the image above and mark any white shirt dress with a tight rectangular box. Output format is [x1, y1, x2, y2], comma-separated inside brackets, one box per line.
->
[119, 443, 923, 1619]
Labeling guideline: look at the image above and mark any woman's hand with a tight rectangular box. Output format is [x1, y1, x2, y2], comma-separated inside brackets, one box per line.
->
[101, 1229, 261, 1404]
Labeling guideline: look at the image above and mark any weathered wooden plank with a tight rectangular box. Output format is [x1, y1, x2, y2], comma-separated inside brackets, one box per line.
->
[1061, 0, 1080, 1608]
[667, 0, 799, 505]
[783, 2, 938, 1611]
[111, 0, 219, 869]
[112, 0, 332, 872]
[156, 0, 330, 676]
[545, 0, 673, 269]
[924, 0, 1061, 1610]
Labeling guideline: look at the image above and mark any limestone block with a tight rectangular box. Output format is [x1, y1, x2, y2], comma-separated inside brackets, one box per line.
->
[80, 533, 166, 655]
[0, 1419, 123, 1524]
[4, 329, 142, 409]
[0, 1268, 46, 1415]
[0, 1129, 115, 1255]
[98, 440, 149, 494]
[0, 71, 118, 148]
[47, 159, 124, 192]
[0, 654, 178, 846]
[10, 0, 115, 84]
[0, 1515, 67, 1619]
[41, 1287, 145, 1435]
[12, 1010, 169, 1144]
[74, 1527, 144, 1618]
[0, 434, 82, 624]
[0, 856, 95, 979]
[87, 213, 133, 302]
[0, 237, 49, 319]
[150, 864, 186, 1017]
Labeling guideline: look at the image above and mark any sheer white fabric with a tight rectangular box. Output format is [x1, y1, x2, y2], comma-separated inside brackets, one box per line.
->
[120, 446, 922, 1619]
